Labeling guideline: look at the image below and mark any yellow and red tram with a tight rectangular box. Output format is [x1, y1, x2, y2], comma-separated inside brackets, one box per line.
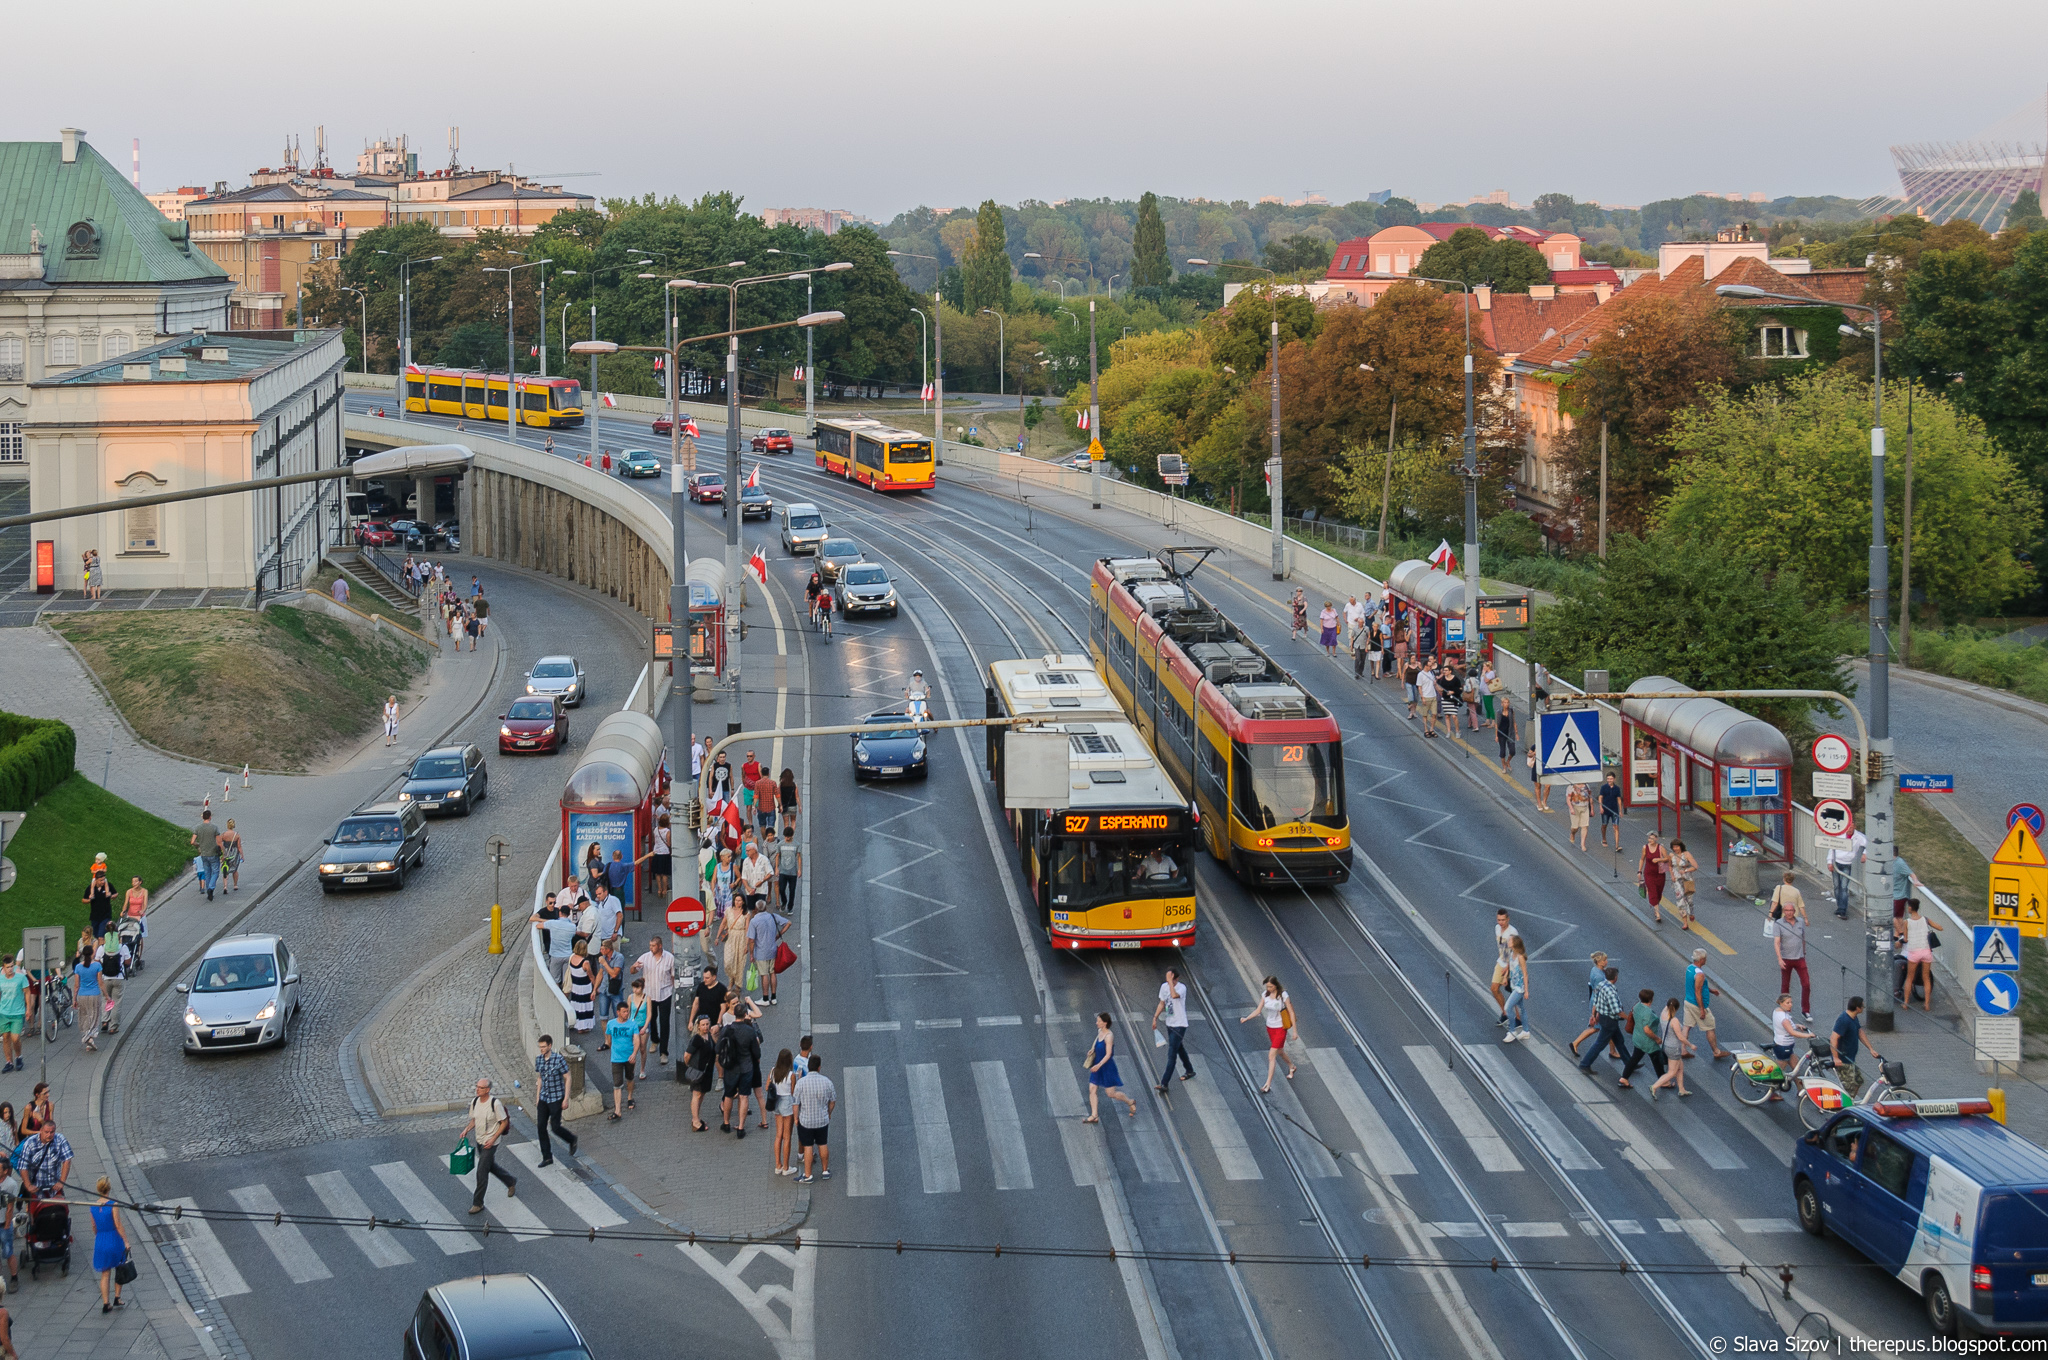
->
[404, 366, 585, 428]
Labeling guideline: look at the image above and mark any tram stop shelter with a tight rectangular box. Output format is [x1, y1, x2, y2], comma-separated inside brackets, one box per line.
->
[1385, 560, 1492, 664]
[1619, 677, 1793, 872]
[559, 709, 667, 921]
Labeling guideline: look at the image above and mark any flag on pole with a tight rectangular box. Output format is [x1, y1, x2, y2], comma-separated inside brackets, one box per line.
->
[745, 464, 761, 489]
[1077, 409, 1091, 430]
[653, 355, 665, 371]
[1428, 539, 1457, 572]
[600, 392, 617, 408]
[794, 366, 805, 380]
[683, 417, 701, 439]
[529, 346, 538, 357]
[920, 381, 933, 401]
[747, 546, 767, 584]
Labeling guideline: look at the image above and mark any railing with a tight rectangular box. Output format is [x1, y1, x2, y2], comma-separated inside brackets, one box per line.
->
[359, 542, 420, 598]
[1285, 515, 1392, 557]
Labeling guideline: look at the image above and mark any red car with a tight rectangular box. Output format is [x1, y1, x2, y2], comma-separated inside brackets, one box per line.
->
[651, 416, 674, 435]
[750, 428, 795, 454]
[355, 519, 398, 547]
[499, 695, 566, 754]
[687, 472, 725, 503]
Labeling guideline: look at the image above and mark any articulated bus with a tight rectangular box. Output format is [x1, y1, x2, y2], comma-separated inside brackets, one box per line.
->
[1090, 553, 1351, 886]
[985, 655, 1198, 950]
[404, 366, 585, 428]
[814, 417, 936, 491]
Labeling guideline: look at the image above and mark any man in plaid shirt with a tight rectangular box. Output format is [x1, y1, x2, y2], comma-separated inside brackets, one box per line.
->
[1576, 966, 1627, 1076]
[534, 1035, 578, 1166]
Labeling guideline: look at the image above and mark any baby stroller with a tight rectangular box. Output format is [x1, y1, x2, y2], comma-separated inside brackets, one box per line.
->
[24, 1195, 70, 1278]
[117, 915, 146, 973]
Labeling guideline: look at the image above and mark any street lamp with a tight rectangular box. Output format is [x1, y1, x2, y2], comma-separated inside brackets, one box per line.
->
[375, 251, 442, 421]
[766, 249, 854, 435]
[888, 250, 945, 468]
[1191, 258, 1288, 576]
[908, 307, 929, 412]
[979, 308, 1006, 399]
[1721, 280, 1896, 1031]
[481, 258, 552, 447]
[340, 286, 369, 375]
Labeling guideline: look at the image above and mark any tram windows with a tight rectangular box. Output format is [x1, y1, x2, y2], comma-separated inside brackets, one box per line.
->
[1091, 599, 1107, 657]
[1196, 742, 1227, 817]
[1231, 740, 1345, 829]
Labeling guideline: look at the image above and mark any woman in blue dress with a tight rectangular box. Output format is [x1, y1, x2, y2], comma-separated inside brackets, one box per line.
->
[1082, 1012, 1137, 1123]
[91, 1175, 128, 1312]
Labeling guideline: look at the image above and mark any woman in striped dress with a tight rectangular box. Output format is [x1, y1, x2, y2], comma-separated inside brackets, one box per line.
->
[563, 941, 597, 1033]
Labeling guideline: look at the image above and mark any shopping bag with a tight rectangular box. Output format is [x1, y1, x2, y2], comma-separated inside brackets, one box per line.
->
[744, 960, 760, 992]
[773, 941, 797, 975]
[447, 1137, 475, 1176]
[1153, 1028, 1167, 1048]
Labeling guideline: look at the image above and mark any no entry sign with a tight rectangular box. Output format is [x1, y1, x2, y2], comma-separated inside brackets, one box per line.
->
[667, 895, 707, 936]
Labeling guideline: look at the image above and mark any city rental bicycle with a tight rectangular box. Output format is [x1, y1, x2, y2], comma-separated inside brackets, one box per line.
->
[1729, 1038, 1856, 1130]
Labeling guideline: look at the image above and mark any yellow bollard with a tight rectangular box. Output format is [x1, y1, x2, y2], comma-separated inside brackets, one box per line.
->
[489, 903, 503, 955]
[1987, 1088, 2007, 1125]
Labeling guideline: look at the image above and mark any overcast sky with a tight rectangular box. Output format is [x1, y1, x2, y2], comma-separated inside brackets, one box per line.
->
[12, 0, 2046, 218]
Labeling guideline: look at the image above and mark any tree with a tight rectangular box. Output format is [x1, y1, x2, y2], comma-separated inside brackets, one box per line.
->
[1531, 529, 1860, 733]
[1131, 192, 1171, 288]
[437, 321, 504, 369]
[1532, 193, 1577, 227]
[1411, 227, 1550, 292]
[1659, 372, 2038, 618]
[2008, 189, 2046, 237]
[1902, 232, 2048, 488]
[963, 200, 1012, 314]
[1262, 234, 1334, 276]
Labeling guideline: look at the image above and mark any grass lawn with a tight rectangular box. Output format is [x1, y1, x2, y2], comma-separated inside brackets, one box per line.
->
[305, 566, 423, 632]
[1, 773, 192, 949]
[51, 606, 428, 772]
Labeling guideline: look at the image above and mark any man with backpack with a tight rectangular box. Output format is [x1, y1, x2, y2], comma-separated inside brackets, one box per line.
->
[718, 1000, 763, 1136]
[457, 1078, 517, 1213]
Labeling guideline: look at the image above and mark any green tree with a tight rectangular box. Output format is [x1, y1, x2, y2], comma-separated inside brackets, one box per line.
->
[1530, 529, 1860, 733]
[436, 321, 504, 368]
[1412, 226, 1550, 292]
[963, 200, 1012, 314]
[1532, 193, 1577, 227]
[1660, 372, 2038, 617]
[1131, 191, 1171, 288]
[1262, 234, 1333, 276]
[1902, 232, 2048, 489]
[2005, 189, 2045, 236]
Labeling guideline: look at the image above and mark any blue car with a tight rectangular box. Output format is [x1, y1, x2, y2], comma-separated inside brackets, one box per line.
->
[852, 711, 927, 780]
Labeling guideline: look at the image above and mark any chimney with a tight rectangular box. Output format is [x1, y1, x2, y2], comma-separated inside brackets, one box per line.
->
[1528, 284, 1557, 301]
[1474, 285, 1492, 311]
[1594, 281, 1614, 304]
[60, 128, 85, 164]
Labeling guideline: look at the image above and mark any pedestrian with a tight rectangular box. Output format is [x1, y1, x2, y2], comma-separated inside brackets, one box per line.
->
[779, 768, 801, 834]
[1290, 588, 1308, 641]
[1576, 966, 1626, 1075]
[687, 962, 728, 1036]
[1638, 830, 1669, 925]
[1597, 770, 1622, 846]
[1415, 660, 1438, 737]
[1151, 966, 1195, 1092]
[1827, 827, 1867, 919]
[16, 1122, 71, 1199]
[190, 809, 221, 900]
[473, 592, 489, 641]
[793, 1055, 836, 1183]
[754, 767, 780, 835]
[710, 752, 734, 803]
[1463, 661, 1485, 732]
[1500, 937, 1531, 1042]
[544, 434, 554, 455]
[0, 1146, 18, 1292]
[775, 825, 802, 913]
[1569, 952, 1615, 1057]
[741, 747, 763, 794]
[719, 882, 750, 988]
[1239, 976, 1297, 1092]
[74, 935, 103, 1052]
[1478, 658, 1500, 725]
[1767, 995, 1814, 1099]
[0, 958, 25, 1073]
[1528, 742, 1550, 812]
[90, 1176, 128, 1313]
[1350, 617, 1371, 679]
[1401, 653, 1421, 720]
[747, 901, 790, 1005]
[595, 936, 625, 1017]
[1082, 1012, 1138, 1122]
[605, 1001, 642, 1120]
[1891, 854, 1923, 920]
[219, 819, 244, 893]
[682, 1015, 718, 1131]
[635, 814, 674, 909]
[458, 1078, 518, 1213]
[97, 931, 126, 1034]
[738, 839, 774, 915]
[1829, 996, 1882, 1097]
[1343, 595, 1365, 650]
[584, 840, 606, 900]
[1668, 839, 1699, 930]
[1773, 880, 1811, 1020]
[1684, 947, 1732, 1060]
[604, 851, 631, 915]
[121, 874, 148, 966]
[533, 1035, 578, 1165]
[1318, 601, 1339, 656]
[1566, 780, 1591, 851]
[632, 934, 678, 1065]
[1490, 909, 1521, 1015]
[1495, 701, 1518, 777]
[691, 737, 705, 783]
[1619, 988, 1664, 1088]
[719, 1000, 762, 1136]
[464, 606, 480, 652]
[1649, 997, 1693, 1098]
[794, 1034, 813, 1076]
[82, 855, 115, 938]
[383, 694, 400, 745]
[1896, 900, 1943, 1011]
[1436, 660, 1463, 734]
[562, 941, 596, 1035]
[769, 1049, 799, 1175]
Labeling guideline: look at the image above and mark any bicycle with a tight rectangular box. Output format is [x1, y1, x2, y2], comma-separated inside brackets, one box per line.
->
[1855, 1059, 1919, 1109]
[38, 974, 75, 1044]
[814, 594, 834, 641]
[1729, 1038, 1854, 1130]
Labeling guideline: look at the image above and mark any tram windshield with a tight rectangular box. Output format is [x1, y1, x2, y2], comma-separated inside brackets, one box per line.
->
[1232, 740, 1345, 829]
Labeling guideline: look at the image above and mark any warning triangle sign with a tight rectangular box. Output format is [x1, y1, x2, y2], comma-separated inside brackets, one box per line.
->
[1993, 821, 2047, 868]
[1544, 713, 1597, 773]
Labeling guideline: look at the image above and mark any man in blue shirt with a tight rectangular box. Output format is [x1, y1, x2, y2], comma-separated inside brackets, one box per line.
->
[1577, 966, 1627, 1075]
[605, 854, 632, 920]
[604, 1002, 643, 1123]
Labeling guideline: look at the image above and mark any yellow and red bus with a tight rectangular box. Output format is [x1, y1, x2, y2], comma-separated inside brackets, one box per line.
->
[404, 366, 585, 428]
[1091, 554, 1351, 887]
[814, 417, 935, 491]
[985, 655, 1198, 949]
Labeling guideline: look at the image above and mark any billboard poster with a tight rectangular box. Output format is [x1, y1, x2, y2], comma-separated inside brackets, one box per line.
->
[568, 811, 637, 909]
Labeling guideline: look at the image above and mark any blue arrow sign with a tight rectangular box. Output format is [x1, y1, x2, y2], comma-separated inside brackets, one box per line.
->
[1975, 925, 2021, 972]
[1975, 973, 2021, 1017]
[1537, 709, 1601, 782]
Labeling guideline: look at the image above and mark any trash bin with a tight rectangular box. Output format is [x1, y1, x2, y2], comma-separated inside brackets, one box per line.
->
[1726, 843, 1760, 897]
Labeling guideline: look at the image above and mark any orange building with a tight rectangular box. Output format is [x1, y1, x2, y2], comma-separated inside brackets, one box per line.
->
[186, 182, 393, 329]
[1323, 223, 1619, 303]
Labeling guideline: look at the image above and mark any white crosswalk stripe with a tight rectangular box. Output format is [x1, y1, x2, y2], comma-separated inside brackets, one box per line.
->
[1464, 1046, 1600, 1171]
[971, 1060, 1034, 1191]
[505, 1143, 627, 1227]
[371, 1160, 482, 1256]
[1659, 1097, 1748, 1171]
[845, 1065, 885, 1197]
[305, 1171, 414, 1269]
[1177, 1066, 1263, 1181]
[907, 1063, 962, 1194]
[1305, 1049, 1410, 1178]
[161, 1196, 250, 1298]
[1402, 1046, 1522, 1172]
[229, 1184, 332, 1284]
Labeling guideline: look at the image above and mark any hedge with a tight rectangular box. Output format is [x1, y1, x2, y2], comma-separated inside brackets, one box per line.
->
[0, 712, 77, 812]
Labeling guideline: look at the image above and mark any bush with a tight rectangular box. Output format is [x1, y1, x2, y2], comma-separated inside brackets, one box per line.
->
[1482, 511, 1546, 559]
[1908, 628, 2048, 703]
[0, 712, 77, 812]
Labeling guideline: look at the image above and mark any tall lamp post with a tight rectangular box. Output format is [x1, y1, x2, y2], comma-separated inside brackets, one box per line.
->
[766, 249, 852, 435]
[1190, 259, 1288, 576]
[979, 308, 1005, 399]
[376, 251, 442, 421]
[1721, 282, 1895, 1030]
[481, 257, 552, 448]
[340, 286, 369, 374]
[888, 251, 944, 464]
[908, 308, 929, 413]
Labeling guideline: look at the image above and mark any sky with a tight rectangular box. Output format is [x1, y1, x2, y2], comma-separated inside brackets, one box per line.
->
[12, 0, 2048, 219]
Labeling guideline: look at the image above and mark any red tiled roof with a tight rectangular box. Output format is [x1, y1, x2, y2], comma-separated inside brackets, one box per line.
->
[1790, 268, 1870, 305]
[1484, 293, 1602, 356]
[1550, 268, 1621, 287]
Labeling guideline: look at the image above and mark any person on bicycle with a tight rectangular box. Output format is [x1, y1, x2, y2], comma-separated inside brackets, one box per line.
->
[1828, 996, 1882, 1097]
[815, 584, 834, 642]
[805, 570, 822, 622]
[905, 670, 931, 722]
[1767, 994, 1814, 1100]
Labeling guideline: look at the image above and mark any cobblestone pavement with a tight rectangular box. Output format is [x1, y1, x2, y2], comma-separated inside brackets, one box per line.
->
[357, 923, 523, 1117]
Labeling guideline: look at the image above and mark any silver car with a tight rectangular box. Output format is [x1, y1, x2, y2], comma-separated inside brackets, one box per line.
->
[780, 503, 828, 555]
[526, 655, 586, 708]
[177, 934, 302, 1052]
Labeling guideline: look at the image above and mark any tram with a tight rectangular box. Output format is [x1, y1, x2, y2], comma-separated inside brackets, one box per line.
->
[1090, 551, 1351, 886]
[403, 366, 585, 428]
[814, 417, 936, 491]
[985, 655, 1198, 950]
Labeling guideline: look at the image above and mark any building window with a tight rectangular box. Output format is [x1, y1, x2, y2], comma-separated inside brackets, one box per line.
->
[1394, 255, 1410, 273]
[0, 336, 21, 383]
[1336, 254, 1349, 271]
[48, 334, 78, 366]
[1753, 325, 1808, 359]
[272, 215, 285, 230]
[0, 423, 21, 463]
[103, 332, 130, 359]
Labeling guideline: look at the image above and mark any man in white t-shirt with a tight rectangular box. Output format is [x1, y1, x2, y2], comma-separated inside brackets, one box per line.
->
[738, 842, 775, 911]
[588, 882, 622, 945]
[632, 935, 679, 1063]
[1827, 830, 1867, 919]
[1343, 595, 1368, 650]
[1491, 909, 1522, 1012]
[1150, 966, 1195, 1092]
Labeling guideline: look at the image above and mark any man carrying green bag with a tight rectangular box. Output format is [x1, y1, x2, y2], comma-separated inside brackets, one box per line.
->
[456, 1077, 518, 1213]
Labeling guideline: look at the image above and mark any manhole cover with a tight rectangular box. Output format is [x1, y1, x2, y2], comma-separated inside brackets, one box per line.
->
[1362, 1205, 1420, 1227]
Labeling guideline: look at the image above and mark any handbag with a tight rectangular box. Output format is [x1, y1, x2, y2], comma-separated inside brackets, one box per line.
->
[682, 1055, 707, 1084]
[115, 1252, 138, 1286]
[773, 940, 797, 974]
[764, 1083, 780, 1113]
[1279, 1004, 1295, 1031]
[447, 1137, 475, 1177]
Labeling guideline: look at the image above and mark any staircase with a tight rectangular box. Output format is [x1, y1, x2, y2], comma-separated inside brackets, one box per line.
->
[327, 548, 414, 610]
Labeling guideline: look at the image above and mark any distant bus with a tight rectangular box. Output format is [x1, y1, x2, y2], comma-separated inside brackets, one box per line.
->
[404, 366, 584, 428]
[814, 417, 934, 491]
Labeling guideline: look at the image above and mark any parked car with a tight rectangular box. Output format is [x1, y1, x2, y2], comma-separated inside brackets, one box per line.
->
[525, 655, 587, 707]
[852, 711, 927, 780]
[434, 520, 462, 550]
[780, 503, 828, 554]
[175, 934, 302, 1052]
[399, 744, 489, 815]
[838, 563, 899, 617]
[404, 1275, 592, 1360]
[815, 537, 863, 583]
[317, 800, 428, 892]
[619, 448, 662, 478]
[1062, 451, 1096, 471]
[499, 696, 566, 754]
[687, 472, 725, 504]
[725, 484, 772, 520]
[751, 428, 795, 454]
[355, 519, 398, 547]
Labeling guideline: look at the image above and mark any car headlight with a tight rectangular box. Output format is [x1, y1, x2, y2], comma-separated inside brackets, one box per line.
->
[525, 684, 536, 694]
[501, 725, 513, 737]
[184, 1009, 201, 1027]
[398, 791, 411, 801]
[543, 724, 556, 735]
[253, 1001, 276, 1021]
[319, 863, 340, 873]
[854, 742, 871, 761]
[373, 861, 395, 871]
[447, 789, 463, 798]
[913, 740, 926, 759]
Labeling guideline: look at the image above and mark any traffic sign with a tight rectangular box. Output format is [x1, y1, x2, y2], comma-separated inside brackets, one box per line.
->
[1537, 709, 1602, 785]
[1812, 799, 1855, 839]
[1990, 820, 2048, 938]
[1811, 772, 1853, 800]
[1899, 774, 1955, 793]
[2009, 803, 2046, 838]
[1812, 734, 1853, 773]
[667, 895, 707, 937]
[1975, 973, 2020, 1017]
[1974, 925, 2021, 972]
[1088, 439, 1105, 460]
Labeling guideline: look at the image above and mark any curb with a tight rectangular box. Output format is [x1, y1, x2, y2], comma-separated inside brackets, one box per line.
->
[1850, 656, 2048, 730]
[343, 922, 498, 1119]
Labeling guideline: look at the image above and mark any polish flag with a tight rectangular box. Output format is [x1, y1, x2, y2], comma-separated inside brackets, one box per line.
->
[1428, 539, 1457, 572]
[1077, 409, 1091, 430]
[747, 546, 767, 584]
[528, 346, 538, 357]
[745, 464, 761, 489]
[683, 417, 701, 439]
[794, 366, 805, 380]
[600, 392, 617, 408]
[653, 355, 665, 371]
[921, 382, 934, 401]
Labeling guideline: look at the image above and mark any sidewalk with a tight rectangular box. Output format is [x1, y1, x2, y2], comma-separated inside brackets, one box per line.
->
[0, 616, 504, 1360]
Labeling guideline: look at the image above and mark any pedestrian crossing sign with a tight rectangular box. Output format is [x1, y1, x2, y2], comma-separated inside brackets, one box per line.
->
[1537, 709, 1601, 785]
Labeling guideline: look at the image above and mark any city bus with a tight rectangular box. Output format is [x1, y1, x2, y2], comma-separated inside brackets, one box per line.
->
[814, 417, 935, 491]
[1091, 552, 1351, 886]
[404, 366, 585, 428]
[985, 655, 1198, 950]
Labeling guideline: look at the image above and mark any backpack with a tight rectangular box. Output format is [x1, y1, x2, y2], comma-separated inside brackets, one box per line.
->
[717, 1028, 739, 1070]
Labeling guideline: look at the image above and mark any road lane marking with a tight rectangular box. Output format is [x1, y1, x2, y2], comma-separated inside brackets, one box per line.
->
[1178, 1063, 1265, 1181]
[228, 1184, 332, 1284]
[1464, 1046, 1600, 1170]
[976, 1015, 1022, 1026]
[844, 1065, 885, 1197]
[1402, 1046, 1523, 1172]
[1658, 1098, 1748, 1170]
[306, 1171, 415, 1269]
[906, 1063, 962, 1194]
[1738, 1217, 1802, 1234]
[1503, 1221, 1567, 1239]
[161, 1196, 251, 1297]
[1306, 1048, 1414, 1178]
[506, 1143, 628, 1227]
[971, 1060, 1034, 1191]
[371, 1161, 481, 1255]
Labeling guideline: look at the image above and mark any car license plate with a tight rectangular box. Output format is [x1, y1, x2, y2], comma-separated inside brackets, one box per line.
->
[213, 1026, 248, 1039]
[342, 874, 368, 884]
[1111, 940, 1142, 949]
[2036, 1273, 2048, 1288]
[517, 739, 536, 747]
[420, 800, 439, 808]
[880, 767, 901, 775]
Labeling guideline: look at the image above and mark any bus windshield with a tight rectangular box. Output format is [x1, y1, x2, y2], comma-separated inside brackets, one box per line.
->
[890, 441, 933, 464]
[1049, 837, 1189, 907]
[1233, 741, 1344, 829]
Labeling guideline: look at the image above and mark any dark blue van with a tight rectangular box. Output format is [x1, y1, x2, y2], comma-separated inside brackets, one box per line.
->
[1794, 1097, 2048, 1337]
